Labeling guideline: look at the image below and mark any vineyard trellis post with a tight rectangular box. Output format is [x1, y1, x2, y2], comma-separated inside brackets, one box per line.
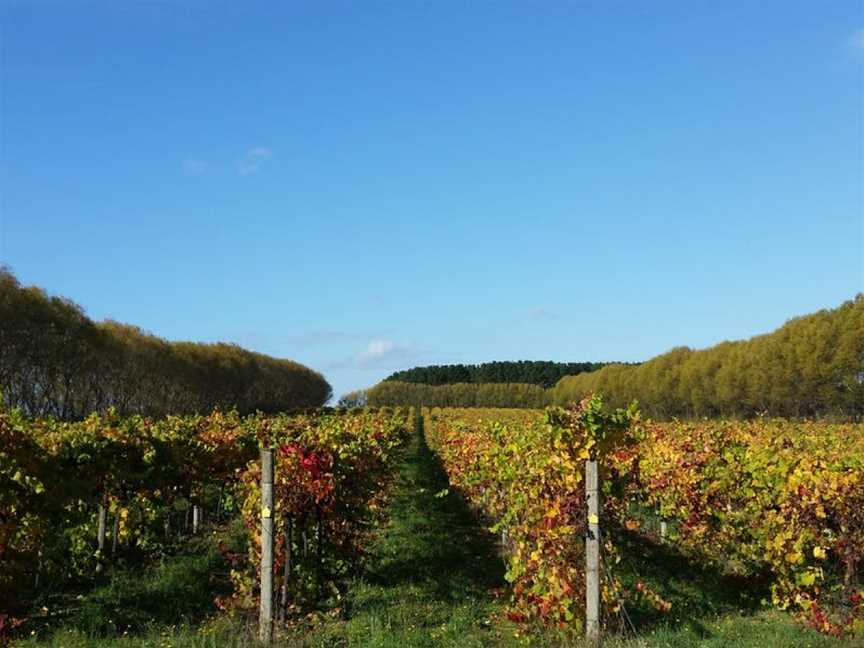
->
[259, 448, 275, 644]
[96, 493, 108, 573]
[192, 504, 201, 534]
[585, 457, 601, 645]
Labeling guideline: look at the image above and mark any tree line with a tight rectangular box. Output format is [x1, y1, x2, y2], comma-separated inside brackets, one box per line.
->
[383, 360, 609, 388]
[0, 268, 332, 419]
[359, 296, 862, 418]
[365, 381, 551, 408]
[552, 295, 864, 419]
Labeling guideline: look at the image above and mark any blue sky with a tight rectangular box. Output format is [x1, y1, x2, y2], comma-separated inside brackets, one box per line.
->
[1, 1, 862, 401]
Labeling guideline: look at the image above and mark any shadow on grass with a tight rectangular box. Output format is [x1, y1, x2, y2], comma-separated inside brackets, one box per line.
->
[28, 527, 242, 638]
[62, 528, 242, 637]
[611, 528, 773, 638]
[349, 419, 506, 611]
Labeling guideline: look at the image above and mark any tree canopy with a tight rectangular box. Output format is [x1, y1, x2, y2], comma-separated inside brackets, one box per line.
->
[366, 381, 551, 409]
[383, 360, 609, 388]
[0, 267, 332, 418]
[368, 297, 863, 418]
[552, 295, 864, 419]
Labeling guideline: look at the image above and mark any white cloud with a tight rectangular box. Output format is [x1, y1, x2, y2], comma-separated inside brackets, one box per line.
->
[357, 339, 400, 366]
[182, 158, 207, 175]
[329, 338, 423, 370]
[238, 147, 274, 175]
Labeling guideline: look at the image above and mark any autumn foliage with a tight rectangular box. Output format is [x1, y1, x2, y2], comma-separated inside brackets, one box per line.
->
[0, 406, 412, 625]
[610, 418, 864, 635]
[553, 295, 863, 419]
[426, 403, 863, 637]
[424, 397, 646, 631]
[229, 408, 412, 612]
[0, 267, 332, 419]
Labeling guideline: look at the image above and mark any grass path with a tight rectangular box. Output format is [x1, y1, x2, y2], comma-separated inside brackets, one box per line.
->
[287, 418, 515, 647]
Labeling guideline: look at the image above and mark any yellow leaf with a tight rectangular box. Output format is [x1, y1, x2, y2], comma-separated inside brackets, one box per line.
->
[785, 551, 802, 564]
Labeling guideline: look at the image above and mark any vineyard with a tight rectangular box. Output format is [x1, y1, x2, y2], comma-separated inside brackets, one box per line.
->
[0, 406, 413, 642]
[1, 399, 862, 646]
[425, 401, 864, 639]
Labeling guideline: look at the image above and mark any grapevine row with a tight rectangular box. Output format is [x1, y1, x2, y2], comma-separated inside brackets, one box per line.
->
[425, 402, 864, 636]
[0, 406, 413, 625]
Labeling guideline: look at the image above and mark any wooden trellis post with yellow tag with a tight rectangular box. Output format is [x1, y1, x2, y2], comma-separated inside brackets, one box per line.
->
[585, 457, 601, 645]
[259, 448, 275, 644]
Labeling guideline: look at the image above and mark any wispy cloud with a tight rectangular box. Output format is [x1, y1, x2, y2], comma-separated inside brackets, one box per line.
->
[182, 158, 207, 176]
[329, 338, 424, 370]
[358, 339, 400, 366]
[238, 147, 274, 175]
[851, 29, 864, 51]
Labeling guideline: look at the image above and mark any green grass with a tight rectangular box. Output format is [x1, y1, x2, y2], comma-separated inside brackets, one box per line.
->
[13, 524, 242, 645]
[73, 544, 234, 636]
[14, 421, 861, 647]
[275, 419, 512, 647]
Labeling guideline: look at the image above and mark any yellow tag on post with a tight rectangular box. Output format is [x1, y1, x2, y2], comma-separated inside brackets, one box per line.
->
[262, 506, 272, 519]
[588, 514, 599, 525]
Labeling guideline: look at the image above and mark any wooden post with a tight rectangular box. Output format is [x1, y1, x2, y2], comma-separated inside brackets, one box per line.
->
[97, 500, 107, 551]
[192, 504, 201, 534]
[97, 499, 107, 551]
[585, 458, 601, 645]
[96, 494, 107, 573]
[259, 449, 275, 644]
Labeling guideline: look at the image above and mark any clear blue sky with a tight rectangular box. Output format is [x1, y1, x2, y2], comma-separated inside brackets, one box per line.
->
[1, 1, 862, 401]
